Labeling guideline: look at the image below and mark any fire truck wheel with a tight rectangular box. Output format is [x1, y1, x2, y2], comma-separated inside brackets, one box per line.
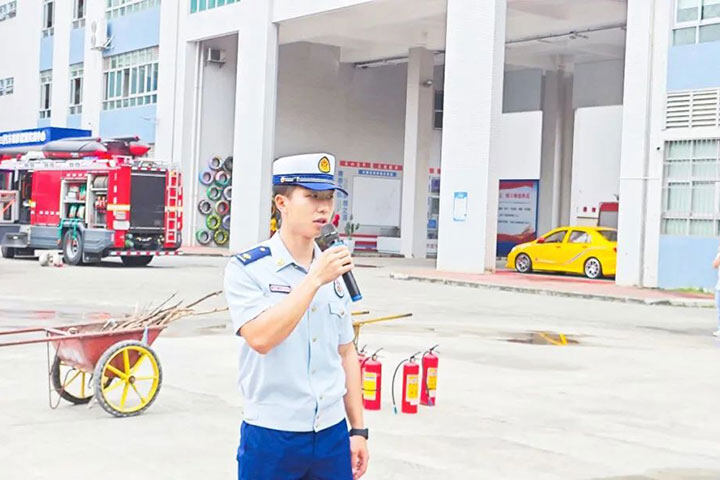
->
[62, 230, 84, 266]
[121, 256, 153, 267]
[208, 156, 223, 171]
[0, 246, 15, 259]
[223, 156, 233, 172]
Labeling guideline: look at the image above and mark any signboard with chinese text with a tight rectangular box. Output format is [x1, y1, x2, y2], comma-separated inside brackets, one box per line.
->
[497, 180, 539, 256]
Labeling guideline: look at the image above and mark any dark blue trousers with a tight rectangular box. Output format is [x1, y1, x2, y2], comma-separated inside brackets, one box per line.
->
[237, 420, 352, 480]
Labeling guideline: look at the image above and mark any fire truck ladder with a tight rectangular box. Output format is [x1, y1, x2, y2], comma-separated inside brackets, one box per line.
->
[165, 171, 180, 245]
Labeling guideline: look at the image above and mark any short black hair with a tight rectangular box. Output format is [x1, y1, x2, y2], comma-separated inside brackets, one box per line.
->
[272, 184, 300, 198]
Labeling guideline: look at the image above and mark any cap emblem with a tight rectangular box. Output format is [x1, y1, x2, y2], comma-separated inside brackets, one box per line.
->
[318, 156, 331, 174]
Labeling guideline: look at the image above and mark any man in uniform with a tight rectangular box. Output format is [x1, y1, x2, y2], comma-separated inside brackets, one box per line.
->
[224, 153, 369, 479]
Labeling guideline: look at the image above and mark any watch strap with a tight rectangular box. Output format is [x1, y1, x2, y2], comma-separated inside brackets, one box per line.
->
[348, 428, 369, 439]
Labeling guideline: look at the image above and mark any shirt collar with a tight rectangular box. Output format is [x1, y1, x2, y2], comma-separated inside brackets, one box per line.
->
[269, 232, 322, 272]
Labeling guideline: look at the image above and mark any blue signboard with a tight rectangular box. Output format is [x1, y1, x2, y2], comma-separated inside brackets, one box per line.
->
[358, 169, 397, 177]
[0, 127, 91, 148]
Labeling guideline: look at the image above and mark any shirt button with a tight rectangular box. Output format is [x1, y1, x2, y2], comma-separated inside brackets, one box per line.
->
[312, 369, 317, 374]
[319, 395, 324, 400]
[311, 306, 317, 312]
[312, 337, 317, 343]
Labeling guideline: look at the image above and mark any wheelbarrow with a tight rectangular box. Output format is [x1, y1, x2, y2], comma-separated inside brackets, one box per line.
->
[0, 321, 165, 417]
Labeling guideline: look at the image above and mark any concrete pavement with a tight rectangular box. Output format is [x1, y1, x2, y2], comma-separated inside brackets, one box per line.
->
[1, 255, 720, 479]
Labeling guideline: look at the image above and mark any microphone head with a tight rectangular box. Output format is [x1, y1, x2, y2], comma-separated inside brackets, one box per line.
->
[316, 223, 340, 251]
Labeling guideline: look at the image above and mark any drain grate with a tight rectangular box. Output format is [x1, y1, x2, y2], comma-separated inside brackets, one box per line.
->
[506, 331, 579, 346]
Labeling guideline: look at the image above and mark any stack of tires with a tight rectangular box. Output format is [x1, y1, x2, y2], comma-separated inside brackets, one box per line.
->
[196, 156, 232, 248]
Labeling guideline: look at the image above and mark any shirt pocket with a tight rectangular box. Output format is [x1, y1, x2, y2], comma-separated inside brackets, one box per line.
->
[328, 301, 347, 319]
[328, 301, 348, 342]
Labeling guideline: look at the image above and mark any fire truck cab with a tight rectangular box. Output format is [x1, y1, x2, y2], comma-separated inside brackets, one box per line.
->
[0, 137, 182, 266]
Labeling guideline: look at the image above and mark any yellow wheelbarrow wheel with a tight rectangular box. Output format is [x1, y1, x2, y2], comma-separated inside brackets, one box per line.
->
[51, 357, 94, 405]
[93, 340, 162, 417]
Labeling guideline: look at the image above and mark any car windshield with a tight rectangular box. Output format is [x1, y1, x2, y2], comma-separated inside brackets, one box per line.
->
[598, 230, 617, 242]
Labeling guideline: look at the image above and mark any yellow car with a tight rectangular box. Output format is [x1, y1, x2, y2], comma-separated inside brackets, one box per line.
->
[506, 226, 617, 279]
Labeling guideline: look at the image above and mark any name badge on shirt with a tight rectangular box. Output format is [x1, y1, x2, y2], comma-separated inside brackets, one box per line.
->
[269, 284, 292, 294]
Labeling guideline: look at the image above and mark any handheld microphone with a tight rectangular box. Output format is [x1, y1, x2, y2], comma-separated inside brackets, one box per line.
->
[316, 223, 363, 302]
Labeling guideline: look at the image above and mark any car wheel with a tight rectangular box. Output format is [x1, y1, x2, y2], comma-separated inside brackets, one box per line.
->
[584, 257, 602, 279]
[1, 246, 15, 259]
[515, 253, 532, 273]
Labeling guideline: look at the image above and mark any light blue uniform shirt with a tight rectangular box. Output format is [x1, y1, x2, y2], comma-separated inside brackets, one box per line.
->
[223, 233, 355, 432]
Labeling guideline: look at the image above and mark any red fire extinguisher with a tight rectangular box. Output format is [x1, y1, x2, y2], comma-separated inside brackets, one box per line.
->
[421, 345, 439, 406]
[392, 352, 421, 414]
[360, 348, 382, 410]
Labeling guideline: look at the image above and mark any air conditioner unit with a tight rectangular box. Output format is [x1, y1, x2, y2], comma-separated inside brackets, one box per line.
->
[206, 48, 226, 65]
[90, 19, 111, 50]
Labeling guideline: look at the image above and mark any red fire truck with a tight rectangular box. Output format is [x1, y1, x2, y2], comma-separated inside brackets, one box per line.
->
[0, 137, 182, 266]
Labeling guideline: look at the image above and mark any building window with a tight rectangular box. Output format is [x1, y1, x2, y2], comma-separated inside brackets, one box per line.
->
[73, 0, 85, 28]
[190, 0, 237, 14]
[0, 1, 17, 22]
[433, 91, 443, 129]
[662, 139, 720, 236]
[69, 64, 83, 115]
[103, 47, 159, 110]
[39, 70, 52, 119]
[42, 0, 54, 37]
[673, 0, 720, 45]
[106, 0, 160, 19]
[0, 78, 12, 96]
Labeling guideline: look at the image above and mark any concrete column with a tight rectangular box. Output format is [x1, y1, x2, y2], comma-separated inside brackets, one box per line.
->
[50, 1, 72, 127]
[229, 2, 278, 251]
[155, 0, 183, 161]
[538, 67, 574, 235]
[81, 2, 106, 135]
[437, 0, 506, 272]
[558, 70, 575, 227]
[537, 70, 561, 235]
[616, 0, 671, 287]
[400, 47, 434, 259]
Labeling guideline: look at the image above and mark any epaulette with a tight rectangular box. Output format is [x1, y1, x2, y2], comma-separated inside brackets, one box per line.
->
[234, 246, 271, 265]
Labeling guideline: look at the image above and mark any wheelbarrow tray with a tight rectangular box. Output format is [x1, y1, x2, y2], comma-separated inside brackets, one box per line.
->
[49, 324, 164, 373]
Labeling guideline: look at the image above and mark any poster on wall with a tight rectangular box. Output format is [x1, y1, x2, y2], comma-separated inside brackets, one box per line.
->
[497, 180, 538, 257]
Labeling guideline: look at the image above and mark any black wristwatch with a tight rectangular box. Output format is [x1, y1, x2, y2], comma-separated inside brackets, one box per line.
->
[349, 428, 369, 440]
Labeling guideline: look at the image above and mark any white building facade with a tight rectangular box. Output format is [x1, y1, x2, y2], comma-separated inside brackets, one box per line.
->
[1, 0, 715, 290]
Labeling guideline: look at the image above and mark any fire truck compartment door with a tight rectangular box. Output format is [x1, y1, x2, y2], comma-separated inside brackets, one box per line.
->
[130, 173, 166, 230]
[0, 190, 19, 223]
